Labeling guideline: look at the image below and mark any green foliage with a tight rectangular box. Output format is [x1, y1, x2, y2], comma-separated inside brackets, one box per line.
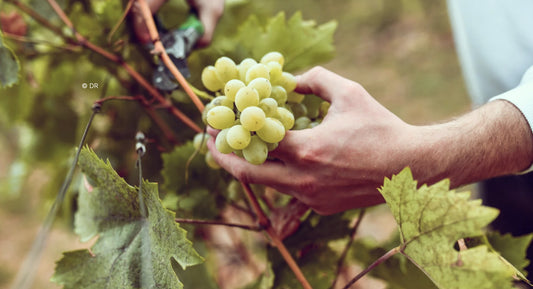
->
[379, 167, 517, 289]
[487, 232, 533, 276]
[233, 11, 337, 72]
[4, 0, 531, 288]
[351, 236, 438, 289]
[269, 213, 352, 288]
[188, 9, 337, 89]
[0, 32, 20, 88]
[51, 148, 203, 289]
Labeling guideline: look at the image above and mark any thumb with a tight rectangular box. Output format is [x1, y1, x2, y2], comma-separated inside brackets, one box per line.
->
[295, 66, 362, 105]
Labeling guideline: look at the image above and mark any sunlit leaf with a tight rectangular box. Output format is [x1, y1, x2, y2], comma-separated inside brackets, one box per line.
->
[379, 167, 516, 289]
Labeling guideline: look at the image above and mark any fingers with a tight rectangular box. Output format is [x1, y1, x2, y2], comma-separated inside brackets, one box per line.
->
[207, 136, 290, 185]
[189, 0, 224, 46]
[295, 66, 364, 105]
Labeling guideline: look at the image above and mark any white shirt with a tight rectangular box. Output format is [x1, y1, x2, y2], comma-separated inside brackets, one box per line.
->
[447, 1, 533, 113]
[447, 0, 533, 171]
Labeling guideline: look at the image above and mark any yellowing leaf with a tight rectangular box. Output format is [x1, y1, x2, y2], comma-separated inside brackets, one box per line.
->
[379, 168, 516, 289]
[51, 148, 203, 289]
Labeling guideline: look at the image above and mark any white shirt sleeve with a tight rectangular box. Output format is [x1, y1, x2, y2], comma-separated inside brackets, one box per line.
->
[490, 66, 533, 173]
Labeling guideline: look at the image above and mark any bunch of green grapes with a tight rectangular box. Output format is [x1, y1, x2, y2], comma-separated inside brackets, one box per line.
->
[200, 51, 329, 165]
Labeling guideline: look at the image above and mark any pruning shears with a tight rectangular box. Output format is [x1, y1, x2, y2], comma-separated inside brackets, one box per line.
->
[152, 12, 204, 92]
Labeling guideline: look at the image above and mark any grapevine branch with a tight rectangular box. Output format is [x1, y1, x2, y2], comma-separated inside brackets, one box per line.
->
[174, 218, 262, 231]
[136, 0, 205, 113]
[95, 95, 181, 144]
[342, 246, 400, 289]
[241, 183, 313, 289]
[330, 208, 367, 289]
[33, 0, 202, 133]
[107, 0, 135, 43]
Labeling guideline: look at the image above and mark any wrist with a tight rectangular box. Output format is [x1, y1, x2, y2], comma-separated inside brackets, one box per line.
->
[411, 100, 533, 188]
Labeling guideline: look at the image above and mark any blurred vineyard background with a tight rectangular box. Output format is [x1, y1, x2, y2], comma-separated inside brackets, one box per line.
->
[0, 0, 471, 288]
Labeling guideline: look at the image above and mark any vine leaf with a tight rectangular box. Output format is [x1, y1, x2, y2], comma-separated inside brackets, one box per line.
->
[235, 11, 337, 72]
[51, 147, 203, 289]
[351, 236, 438, 289]
[487, 232, 533, 276]
[379, 167, 517, 289]
[0, 31, 20, 88]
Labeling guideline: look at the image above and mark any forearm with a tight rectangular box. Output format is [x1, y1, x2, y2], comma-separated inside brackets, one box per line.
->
[412, 100, 533, 188]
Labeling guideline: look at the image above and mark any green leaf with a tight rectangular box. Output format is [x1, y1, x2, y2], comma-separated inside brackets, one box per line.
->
[486, 232, 533, 277]
[0, 32, 20, 88]
[234, 11, 337, 72]
[51, 148, 203, 289]
[379, 167, 516, 289]
[351, 236, 438, 289]
[161, 141, 225, 195]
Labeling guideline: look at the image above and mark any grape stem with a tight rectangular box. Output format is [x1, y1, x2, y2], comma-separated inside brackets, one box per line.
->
[136, 0, 206, 114]
[241, 182, 313, 289]
[329, 208, 367, 289]
[36, 0, 203, 133]
[342, 246, 401, 289]
[174, 218, 262, 231]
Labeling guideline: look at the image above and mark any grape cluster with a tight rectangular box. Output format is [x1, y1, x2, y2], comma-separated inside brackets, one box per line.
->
[199, 52, 329, 165]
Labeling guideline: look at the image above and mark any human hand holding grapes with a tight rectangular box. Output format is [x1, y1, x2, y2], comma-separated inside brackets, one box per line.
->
[207, 66, 418, 214]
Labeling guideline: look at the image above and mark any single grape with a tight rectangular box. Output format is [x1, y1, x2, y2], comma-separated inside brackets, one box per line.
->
[238, 58, 258, 81]
[226, 124, 251, 150]
[265, 61, 283, 82]
[270, 85, 288, 106]
[303, 94, 323, 119]
[260, 51, 285, 66]
[243, 135, 268, 165]
[266, 141, 279, 152]
[319, 101, 330, 118]
[293, 116, 311, 130]
[247, 77, 272, 99]
[276, 107, 295, 130]
[205, 151, 220, 169]
[206, 106, 235, 129]
[235, 86, 260, 111]
[215, 56, 239, 83]
[256, 117, 285, 143]
[234, 150, 244, 158]
[308, 121, 321, 128]
[202, 102, 215, 125]
[288, 102, 308, 119]
[275, 72, 297, 92]
[240, 106, 266, 131]
[211, 95, 233, 108]
[215, 128, 234, 154]
[224, 79, 246, 101]
[287, 91, 305, 103]
[201, 66, 224, 92]
[258, 98, 279, 117]
[245, 63, 270, 84]
[193, 133, 210, 154]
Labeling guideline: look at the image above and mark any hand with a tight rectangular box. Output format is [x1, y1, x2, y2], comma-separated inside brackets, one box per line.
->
[132, 0, 224, 46]
[208, 67, 533, 215]
[207, 67, 417, 215]
[188, 0, 224, 46]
